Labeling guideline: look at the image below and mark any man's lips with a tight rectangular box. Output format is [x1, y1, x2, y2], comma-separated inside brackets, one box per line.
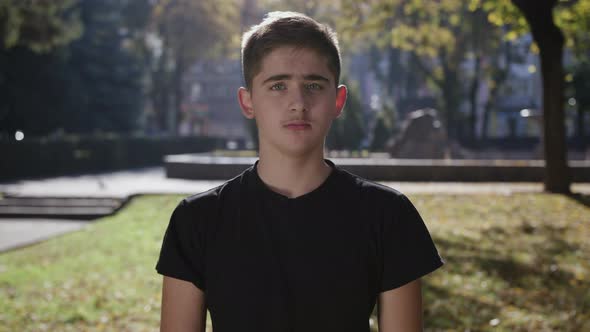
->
[284, 121, 311, 130]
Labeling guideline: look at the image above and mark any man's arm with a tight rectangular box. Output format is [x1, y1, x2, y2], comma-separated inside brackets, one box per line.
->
[377, 279, 423, 332]
[160, 276, 207, 332]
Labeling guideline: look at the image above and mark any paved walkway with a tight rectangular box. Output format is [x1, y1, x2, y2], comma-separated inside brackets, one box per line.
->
[0, 219, 88, 252]
[0, 167, 223, 198]
[1, 166, 589, 253]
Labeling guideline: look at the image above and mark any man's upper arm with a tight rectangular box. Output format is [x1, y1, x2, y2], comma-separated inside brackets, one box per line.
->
[377, 279, 423, 332]
[161, 276, 207, 332]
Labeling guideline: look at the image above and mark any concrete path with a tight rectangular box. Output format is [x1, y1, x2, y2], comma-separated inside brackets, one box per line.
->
[1, 166, 589, 253]
[0, 167, 222, 198]
[0, 218, 88, 252]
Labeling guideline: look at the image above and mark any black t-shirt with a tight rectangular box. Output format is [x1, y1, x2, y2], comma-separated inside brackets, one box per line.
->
[156, 159, 443, 332]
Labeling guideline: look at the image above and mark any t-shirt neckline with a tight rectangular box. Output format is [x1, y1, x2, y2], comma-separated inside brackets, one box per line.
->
[250, 159, 338, 202]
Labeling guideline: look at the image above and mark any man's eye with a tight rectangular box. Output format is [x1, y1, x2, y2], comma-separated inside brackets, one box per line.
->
[270, 83, 286, 91]
[306, 83, 323, 90]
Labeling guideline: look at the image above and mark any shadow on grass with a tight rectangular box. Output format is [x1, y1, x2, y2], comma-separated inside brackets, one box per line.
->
[429, 221, 588, 330]
[436, 229, 579, 287]
[567, 193, 590, 209]
[369, 281, 503, 330]
[423, 282, 502, 329]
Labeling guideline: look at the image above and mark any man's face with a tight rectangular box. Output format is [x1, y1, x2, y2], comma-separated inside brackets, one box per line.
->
[238, 46, 347, 158]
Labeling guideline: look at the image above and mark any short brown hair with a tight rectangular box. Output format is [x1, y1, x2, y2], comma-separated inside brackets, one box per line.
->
[241, 11, 341, 90]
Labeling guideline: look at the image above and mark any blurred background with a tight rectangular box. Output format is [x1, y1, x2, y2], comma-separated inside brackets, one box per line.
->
[1, 0, 588, 185]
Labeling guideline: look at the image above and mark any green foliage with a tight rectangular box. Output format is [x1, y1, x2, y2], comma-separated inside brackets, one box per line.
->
[259, 0, 321, 17]
[555, 0, 590, 60]
[0, 0, 145, 136]
[370, 103, 397, 151]
[570, 60, 590, 137]
[62, 0, 144, 133]
[0, 47, 69, 136]
[339, 0, 503, 138]
[369, 114, 390, 151]
[1, 193, 589, 331]
[326, 80, 366, 150]
[572, 61, 590, 112]
[471, 0, 528, 37]
[151, 0, 238, 62]
[338, 0, 589, 143]
[0, 0, 82, 53]
[474, 0, 590, 58]
[1, 0, 242, 137]
[148, 0, 240, 133]
[258, 0, 340, 27]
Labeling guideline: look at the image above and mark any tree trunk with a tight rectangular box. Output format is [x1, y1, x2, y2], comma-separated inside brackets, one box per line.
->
[441, 64, 461, 140]
[512, 0, 571, 193]
[468, 54, 481, 140]
[469, 9, 484, 140]
[576, 107, 585, 139]
[150, 40, 172, 134]
[173, 52, 185, 136]
[574, 62, 589, 139]
[482, 39, 513, 140]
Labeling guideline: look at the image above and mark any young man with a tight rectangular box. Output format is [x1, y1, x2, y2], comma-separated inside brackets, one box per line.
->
[156, 11, 443, 332]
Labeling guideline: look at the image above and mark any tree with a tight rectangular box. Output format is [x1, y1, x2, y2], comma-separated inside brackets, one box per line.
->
[61, 0, 145, 134]
[0, 0, 82, 52]
[0, 1, 154, 136]
[480, 36, 522, 139]
[0, 0, 82, 137]
[571, 61, 590, 139]
[148, 0, 239, 134]
[258, 0, 340, 24]
[559, 0, 590, 140]
[339, 0, 507, 141]
[326, 80, 366, 150]
[511, 0, 571, 193]
[341, 0, 589, 193]
[477, 0, 574, 193]
[472, 0, 590, 192]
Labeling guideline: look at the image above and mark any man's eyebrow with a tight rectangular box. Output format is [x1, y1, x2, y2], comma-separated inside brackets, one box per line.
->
[261, 74, 330, 85]
[262, 74, 292, 84]
[303, 74, 330, 82]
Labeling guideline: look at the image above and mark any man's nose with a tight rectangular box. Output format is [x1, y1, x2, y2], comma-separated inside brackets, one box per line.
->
[289, 86, 308, 112]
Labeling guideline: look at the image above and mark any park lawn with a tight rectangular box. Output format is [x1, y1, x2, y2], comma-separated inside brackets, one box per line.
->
[0, 193, 589, 332]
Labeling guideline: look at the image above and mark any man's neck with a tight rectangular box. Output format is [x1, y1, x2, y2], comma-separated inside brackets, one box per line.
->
[256, 149, 332, 199]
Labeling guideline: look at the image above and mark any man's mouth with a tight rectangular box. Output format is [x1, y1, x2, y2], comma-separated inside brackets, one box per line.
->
[284, 121, 311, 130]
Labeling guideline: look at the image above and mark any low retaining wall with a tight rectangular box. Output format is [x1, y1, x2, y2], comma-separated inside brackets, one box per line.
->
[165, 154, 590, 182]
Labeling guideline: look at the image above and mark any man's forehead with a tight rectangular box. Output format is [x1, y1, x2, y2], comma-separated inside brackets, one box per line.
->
[254, 47, 334, 83]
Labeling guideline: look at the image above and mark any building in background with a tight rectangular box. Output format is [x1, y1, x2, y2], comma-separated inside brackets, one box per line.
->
[181, 60, 245, 139]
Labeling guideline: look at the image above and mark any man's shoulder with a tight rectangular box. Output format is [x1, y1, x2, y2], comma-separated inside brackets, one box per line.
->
[335, 165, 406, 202]
[180, 167, 250, 211]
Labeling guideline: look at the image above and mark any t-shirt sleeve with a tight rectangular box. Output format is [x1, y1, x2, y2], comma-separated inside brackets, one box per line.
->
[155, 199, 206, 291]
[380, 194, 444, 292]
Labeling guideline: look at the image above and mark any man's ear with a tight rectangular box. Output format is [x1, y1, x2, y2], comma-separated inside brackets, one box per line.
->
[335, 85, 347, 118]
[238, 87, 255, 119]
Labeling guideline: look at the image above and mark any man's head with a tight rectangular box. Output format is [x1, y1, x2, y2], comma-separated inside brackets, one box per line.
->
[238, 12, 347, 158]
[241, 11, 341, 90]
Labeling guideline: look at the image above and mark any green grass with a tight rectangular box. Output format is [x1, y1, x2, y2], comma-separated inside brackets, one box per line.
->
[1, 193, 589, 331]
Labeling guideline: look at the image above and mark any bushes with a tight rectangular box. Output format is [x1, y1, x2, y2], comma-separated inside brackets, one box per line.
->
[1, 135, 223, 181]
